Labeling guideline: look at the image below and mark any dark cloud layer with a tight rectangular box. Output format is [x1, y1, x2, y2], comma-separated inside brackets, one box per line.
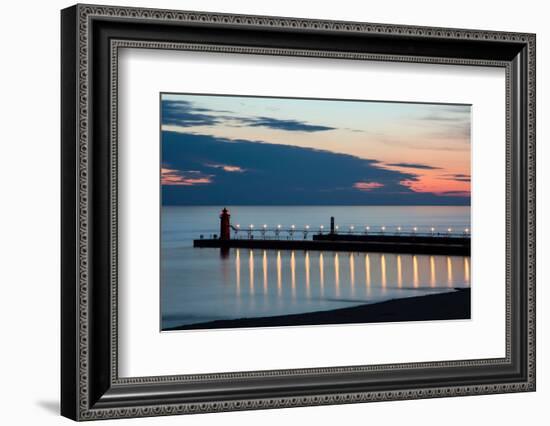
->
[239, 116, 335, 132]
[162, 100, 222, 127]
[386, 162, 442, 170]
[438, 190, 470, 196]
[161, 131, 470, 206]
[162, 99, 335, 132]
[442, 173, 471, 183]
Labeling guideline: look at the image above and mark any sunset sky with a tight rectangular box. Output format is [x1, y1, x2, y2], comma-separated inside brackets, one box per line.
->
[161, 93, 470, 205]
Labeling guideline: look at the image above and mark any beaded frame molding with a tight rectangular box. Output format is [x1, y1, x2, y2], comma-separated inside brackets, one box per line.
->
[61, 4, 536, 421]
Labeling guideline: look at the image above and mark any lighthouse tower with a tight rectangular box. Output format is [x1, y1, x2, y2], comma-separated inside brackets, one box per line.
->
[219, 208, 231, 240]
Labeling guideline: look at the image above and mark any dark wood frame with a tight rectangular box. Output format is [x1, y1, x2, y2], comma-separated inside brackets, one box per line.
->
[61, 4, 536, 421]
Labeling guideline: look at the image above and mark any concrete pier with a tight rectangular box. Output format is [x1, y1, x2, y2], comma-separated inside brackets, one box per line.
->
[193, 210, 471, 256]
[193, 235, 470, 256]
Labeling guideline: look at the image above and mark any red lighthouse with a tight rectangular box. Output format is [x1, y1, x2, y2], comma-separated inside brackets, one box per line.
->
[219, 208, 231, 240]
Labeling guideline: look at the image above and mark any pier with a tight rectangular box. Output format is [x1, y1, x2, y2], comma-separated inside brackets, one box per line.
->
[192, 209, 471, 256]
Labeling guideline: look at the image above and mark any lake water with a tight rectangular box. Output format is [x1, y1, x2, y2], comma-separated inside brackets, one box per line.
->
[161, 206, 471, 330]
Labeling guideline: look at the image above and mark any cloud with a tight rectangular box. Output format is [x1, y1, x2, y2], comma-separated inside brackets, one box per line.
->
[417, 105, 470, 122]
[353, 182, 384, 191]
[385, 162, 442, 170]
[399, 180, 418, 189]
[161, 168, 213, 186]
[437, 190, 471, 197]
[161, 100, 223, 127]
[441, 173, 471, 183]
[161, 131, 470, 206]
[419, 113, 467, 122]
[238, 116, 335, 132]
[408, 105, 471, 141]
[206, 164, 246, 173]
[161, 99, 335, 133]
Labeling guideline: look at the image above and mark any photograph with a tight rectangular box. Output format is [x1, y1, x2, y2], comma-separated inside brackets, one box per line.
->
[160, 93, 472, 331]
[58, 3, 536, 420]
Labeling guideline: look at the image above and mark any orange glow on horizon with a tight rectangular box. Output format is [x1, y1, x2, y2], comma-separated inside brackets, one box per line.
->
[391, 169, 470, 197]
[162, 95, 471, 199]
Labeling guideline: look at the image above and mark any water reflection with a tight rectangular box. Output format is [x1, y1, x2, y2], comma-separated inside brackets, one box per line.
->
[350, 254, 355, 295]
[220, 247, 230, 259]
[365, 254, 371, 291]
[413, 255, 419, 288]
[249, 250, 255, 295]
[381, 254, 387, 291]
[319, 253, 325, 295]
[397, 255, 402, 288]
[305, 252, 311, 299]
[334, 253, 340, 296]
[277, 251, 282, 297]
[231, 250, 470, 311]
[263, 250, 268, 295]
[447, 256, 453, 287]
[235, 249, 241, 294]
[291, 251, 296, 300]
[430, 256, 436, 287]
[162, 205, 472, 329]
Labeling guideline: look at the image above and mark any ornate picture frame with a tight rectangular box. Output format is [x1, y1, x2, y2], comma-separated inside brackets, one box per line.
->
[61, 4, 535, 421]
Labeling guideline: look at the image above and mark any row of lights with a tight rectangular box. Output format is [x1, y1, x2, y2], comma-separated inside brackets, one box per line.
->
[234, 224, 304, 229]
[235, 224, 469, 233]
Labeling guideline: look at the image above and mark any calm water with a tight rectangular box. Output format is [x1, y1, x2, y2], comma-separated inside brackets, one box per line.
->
[161, 206, 471, 330]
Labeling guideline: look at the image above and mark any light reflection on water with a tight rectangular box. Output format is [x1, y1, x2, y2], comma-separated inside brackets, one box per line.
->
[263, 251, 268, 295]
[162, 247, 470, 329]
[161, 206, 470, 329]
[305, 252, 311, 299]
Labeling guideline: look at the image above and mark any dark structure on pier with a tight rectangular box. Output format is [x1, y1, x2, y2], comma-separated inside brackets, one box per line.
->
[194, 238, 469, 256]
[219, 208, 231, 240]
[311, 232, 470, 255]
[193, 212, 471, 256]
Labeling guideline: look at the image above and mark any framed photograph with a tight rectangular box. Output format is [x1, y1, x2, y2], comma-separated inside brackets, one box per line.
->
[61, 4, 536, 421]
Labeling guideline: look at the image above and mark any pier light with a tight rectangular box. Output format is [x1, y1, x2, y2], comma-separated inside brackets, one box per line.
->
[447, 228, 452, 235]
[365, 226, 370, 231]
[249, 224, 254, 229]
[289, 224, 296, 240]
[381, 226, 386, 231]
[236, 224, 240, 228]
[263, 224, 267, 229]
[431, 227, 435, 232]
[305, 225, 310, 229]
[413, 226, 418, 233]
[277, 224, 281, 229]
[349, 225, 354, 231]
[397, 226, 402, 233]
[320, 225, 324, 229]
[464, 228, 469, 234]
[335, 225, 339, 230]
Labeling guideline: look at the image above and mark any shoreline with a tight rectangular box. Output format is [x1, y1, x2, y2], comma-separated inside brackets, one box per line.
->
[164, 288, 471, 331]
